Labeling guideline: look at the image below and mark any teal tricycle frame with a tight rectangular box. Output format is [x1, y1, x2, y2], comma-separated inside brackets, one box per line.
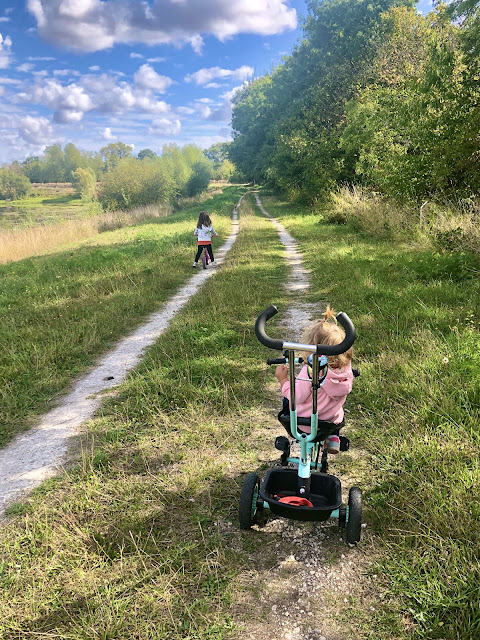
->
[239, 305, 362, 544]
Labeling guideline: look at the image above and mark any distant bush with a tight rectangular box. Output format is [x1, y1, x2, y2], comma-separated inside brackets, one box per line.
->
[0, 169, 31, 200]
[99, 157, 176, 211]
[72, 167, 97, 200]
[185, 161, 212, 197]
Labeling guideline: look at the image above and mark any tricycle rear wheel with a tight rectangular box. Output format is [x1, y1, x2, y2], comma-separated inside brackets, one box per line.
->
[239, 473, 261, 530]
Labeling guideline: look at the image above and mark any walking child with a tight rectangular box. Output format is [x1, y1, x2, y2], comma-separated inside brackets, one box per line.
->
[274, 306, 354, 453]
[193, 211, 219, 267]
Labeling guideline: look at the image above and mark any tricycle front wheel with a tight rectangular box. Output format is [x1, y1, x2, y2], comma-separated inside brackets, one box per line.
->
[346, 486, 362, 544]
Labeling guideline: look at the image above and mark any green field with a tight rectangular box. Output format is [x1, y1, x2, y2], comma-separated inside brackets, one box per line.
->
[0, 186, 240, 447]
[0, 191, 479, 639]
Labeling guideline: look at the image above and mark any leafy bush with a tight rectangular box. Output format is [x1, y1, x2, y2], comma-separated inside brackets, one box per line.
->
[0, 169, 31, 199]
[72, 167, 97, 200]
[185, 161, 212, 197]
[99, 157, 176, 211]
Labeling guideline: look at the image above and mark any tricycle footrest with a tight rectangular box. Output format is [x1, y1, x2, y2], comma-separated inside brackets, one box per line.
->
[260, 468, 341, 522]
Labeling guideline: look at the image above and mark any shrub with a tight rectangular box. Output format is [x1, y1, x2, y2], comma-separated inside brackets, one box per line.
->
[72, 167, 97, 200]
[185, 161, 212, 197]
[0, 169, 31, 199]
[99, 157, 176, 211]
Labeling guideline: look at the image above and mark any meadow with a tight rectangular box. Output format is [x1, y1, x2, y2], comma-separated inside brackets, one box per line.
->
[0, 190, 479, 639]
[0, 186, 240, 447]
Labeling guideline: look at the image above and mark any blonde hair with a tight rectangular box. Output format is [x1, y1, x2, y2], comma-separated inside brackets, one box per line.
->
[302, 305, 353, 369]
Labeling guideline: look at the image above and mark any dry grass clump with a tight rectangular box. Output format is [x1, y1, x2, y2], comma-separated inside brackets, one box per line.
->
[0, 203, 172, 263]
[326, 185, 480, 256]
[429, 206, 480, 257]
[325, 185, 417, 239]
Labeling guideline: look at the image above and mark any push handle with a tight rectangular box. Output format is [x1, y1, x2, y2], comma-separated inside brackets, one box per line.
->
[255, 305, 356, 355]
[267, 358, 287, 365]
[254, 305, 284, 351]
[321, 312, 356, 356]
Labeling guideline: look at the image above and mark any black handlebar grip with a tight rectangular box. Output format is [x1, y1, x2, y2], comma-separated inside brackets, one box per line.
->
[267, 358, 287, 365]
[315, 312, 356, 356]
[254, 305, 284, 351]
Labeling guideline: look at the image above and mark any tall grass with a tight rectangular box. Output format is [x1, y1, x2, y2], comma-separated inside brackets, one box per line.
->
[324, 185, 480, 257]
[0, 203, 172, 264]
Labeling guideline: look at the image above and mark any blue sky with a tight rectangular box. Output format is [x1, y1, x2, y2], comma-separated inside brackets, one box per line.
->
[0, 0, 434, 164]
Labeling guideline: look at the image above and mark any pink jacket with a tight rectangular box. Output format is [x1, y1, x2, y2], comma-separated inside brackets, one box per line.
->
[281, 363, 353, 430]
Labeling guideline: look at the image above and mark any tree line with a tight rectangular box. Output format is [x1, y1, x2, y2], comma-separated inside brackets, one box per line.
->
[229, 0, 480, 204]
[0, 141, 237, 210]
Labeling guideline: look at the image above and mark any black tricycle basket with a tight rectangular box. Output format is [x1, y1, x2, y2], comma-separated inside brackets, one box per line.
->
[260, 468, 341, 522]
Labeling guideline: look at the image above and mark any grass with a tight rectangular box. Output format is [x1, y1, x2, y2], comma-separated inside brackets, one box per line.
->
[0, 186, 240, 447]
[0, 197, 290, 639]
[0, 193, 91, 229]
[1, 189, 478, 638]
[261, 192, 480, 640]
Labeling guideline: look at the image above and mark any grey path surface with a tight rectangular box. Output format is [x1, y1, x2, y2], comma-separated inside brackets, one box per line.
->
[0, 200, 243, 515]
[254, 193, 322, 337]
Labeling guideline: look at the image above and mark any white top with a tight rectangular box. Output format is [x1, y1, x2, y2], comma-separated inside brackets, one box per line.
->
[194, 224, 217, 242]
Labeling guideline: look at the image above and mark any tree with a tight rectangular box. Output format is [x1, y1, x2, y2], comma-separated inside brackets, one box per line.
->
[72, 167, 97, 200]
[185, 161, 212, 196]
[21, 156, 45, 183]
[64, 143, 85, 180]
[100, 142, 133, 172]
[43, 144, 66, 182]
[203, 142, 230, 165]
[99, 157, 176, 210]
[0, 170, 31, 199]
[138, 148, 157, 160]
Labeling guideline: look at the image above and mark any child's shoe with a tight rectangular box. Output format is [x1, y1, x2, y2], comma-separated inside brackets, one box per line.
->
[192, 262, 197, 267]
[325, 435, 340, 454]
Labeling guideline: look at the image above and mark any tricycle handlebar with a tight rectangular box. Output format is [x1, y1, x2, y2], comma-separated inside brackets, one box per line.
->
[255, 305, 356, 355]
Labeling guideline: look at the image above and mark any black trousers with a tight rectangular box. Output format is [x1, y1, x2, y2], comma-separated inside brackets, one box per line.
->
[194, 244, 214, 263]
[281, 398, 341, 437]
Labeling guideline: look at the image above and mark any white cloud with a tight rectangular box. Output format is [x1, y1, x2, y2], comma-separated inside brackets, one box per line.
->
[0, 33, 13, 69]
[133, 64, 173, 93]
[0, 77, 21, 84]
[130, 52, 143, 59]
[53, 69, 80, 76]
[147, 57, 166, 63]
[204, 82, 221, 89]
[17, 63, 35, 72]
[102, 126, 115, 139]
[176, 106, 194, 115]
[0, 18, 11, 23]
[185, 65, 253, 86]
[89, 65, 100, 71]
[19, 115, 55, 144]
[26, 0, 296, 53]
[28, 56, 55, 61]
[16, 72, 172, 124]
[148, 117, 181, 135]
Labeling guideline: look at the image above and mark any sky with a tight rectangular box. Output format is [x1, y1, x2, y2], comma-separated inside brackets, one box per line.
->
[0, 0, 434, 164]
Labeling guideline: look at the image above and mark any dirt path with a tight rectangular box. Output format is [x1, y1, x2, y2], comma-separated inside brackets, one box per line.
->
[0, 200, 243, 516]
[234, 195, 375, 640]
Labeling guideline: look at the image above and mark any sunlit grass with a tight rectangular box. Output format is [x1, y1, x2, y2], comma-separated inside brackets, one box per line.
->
[0, 186, 241, 447]
[0, 199, 289, 639]
[262, 192, 480, 640]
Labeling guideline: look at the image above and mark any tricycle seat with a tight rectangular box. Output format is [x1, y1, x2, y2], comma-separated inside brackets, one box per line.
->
[278, 411, 344, 442]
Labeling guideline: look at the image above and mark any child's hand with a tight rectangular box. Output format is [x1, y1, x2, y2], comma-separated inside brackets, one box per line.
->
[275, 365, 288, 384]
